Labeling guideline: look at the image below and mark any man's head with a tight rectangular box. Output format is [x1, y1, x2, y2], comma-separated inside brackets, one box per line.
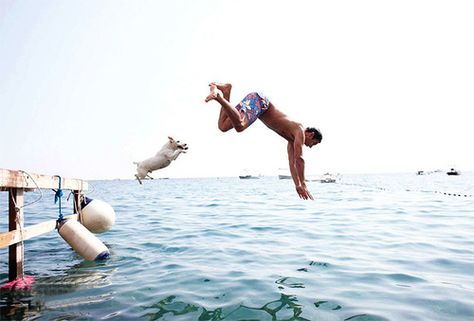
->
[304, 127, 322, 148]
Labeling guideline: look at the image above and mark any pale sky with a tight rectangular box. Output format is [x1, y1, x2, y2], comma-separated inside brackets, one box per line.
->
[1, 0, 473, 180]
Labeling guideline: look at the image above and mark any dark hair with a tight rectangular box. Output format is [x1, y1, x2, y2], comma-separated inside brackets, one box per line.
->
[305, 127, 322, 142]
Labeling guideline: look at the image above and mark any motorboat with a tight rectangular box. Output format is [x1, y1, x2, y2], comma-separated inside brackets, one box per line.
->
[447, 168, 460, 176]
[307, 173, 337, 183]
[319, 173, 337, 183]
[239, 175, 259, 179]
[278, 168, 291, 179]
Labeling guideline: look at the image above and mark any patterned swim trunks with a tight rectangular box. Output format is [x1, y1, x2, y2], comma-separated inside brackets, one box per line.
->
[235, 92, 271, 126]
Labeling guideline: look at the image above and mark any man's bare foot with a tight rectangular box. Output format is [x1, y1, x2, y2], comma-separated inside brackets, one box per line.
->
[205, 91, 218, 102]
[205, 84, 224, 102]
[209, 82, 232, 99]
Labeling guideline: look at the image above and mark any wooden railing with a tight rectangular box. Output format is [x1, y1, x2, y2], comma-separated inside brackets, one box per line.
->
[0, 169, 88, 281]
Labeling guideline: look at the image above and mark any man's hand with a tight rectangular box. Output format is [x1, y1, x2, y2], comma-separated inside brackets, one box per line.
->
[296, 185, 314, 200]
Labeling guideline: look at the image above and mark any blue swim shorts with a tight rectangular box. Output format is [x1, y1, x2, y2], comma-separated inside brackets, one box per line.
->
[235, 92, 271, 126]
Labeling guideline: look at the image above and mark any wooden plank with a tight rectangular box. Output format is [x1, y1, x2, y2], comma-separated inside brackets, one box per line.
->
[0, 214, 79, 248]
[9, 188, 24, 281]
[0, 169, 88, 191]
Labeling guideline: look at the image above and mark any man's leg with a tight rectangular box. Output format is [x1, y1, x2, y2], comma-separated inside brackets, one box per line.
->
[213, 83, 233, 132]
[206, 83, 249, 132]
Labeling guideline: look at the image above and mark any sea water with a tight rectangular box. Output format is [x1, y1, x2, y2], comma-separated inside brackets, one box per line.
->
[1, 173, 473, 321]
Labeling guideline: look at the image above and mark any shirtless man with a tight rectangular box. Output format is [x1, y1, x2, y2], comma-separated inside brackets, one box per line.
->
[205, 83, 322, 200]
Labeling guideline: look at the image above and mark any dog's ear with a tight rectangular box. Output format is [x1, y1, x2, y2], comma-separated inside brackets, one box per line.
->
[168, 136, 174, 142]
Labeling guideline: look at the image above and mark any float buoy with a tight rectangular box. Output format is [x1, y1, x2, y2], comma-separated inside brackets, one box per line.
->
[80, 197, 116, 233]
[58, 219, 109, 261]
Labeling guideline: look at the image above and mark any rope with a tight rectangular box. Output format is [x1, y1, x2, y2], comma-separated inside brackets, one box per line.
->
[8, 171, 42, 259]
[87, 181, 96, 196]
[19, 170, 43, 208]
[9, 192, 25, 260]
[432, 190, 473, 197]
[53, 175, 64, 222]
[67, 190, 84, 223]
[337, 181, 473, 198]
[7, 170, 43, 213]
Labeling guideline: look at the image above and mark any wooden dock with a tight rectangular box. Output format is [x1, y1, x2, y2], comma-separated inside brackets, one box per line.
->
[0, 169, 88, 282]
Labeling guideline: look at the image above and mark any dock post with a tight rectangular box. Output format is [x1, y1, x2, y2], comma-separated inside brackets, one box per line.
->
[8, 188, 24, 281]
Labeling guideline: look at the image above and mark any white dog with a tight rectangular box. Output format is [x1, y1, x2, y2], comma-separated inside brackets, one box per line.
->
[134, 136, 188, 184]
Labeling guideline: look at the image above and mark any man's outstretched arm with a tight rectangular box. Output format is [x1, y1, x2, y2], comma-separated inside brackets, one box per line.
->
[287, 138, 313, 200]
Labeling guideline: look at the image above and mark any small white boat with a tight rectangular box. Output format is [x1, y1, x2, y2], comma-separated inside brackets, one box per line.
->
[278, 168, 291, 179]
[239, 175, 259, 179]
[309, 173, 337, 183]
[447, 168, 460, 176]
[320, 174, 337, 183]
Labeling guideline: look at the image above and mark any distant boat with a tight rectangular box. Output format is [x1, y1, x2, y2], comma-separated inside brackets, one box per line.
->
[447, 168, 460, 176]
[239, 175, 259, 179]
[307, 173, 337, 183]
[278, 168, 291, 179]
[319, 173, 337, 183]
[416, 170, 425, 175]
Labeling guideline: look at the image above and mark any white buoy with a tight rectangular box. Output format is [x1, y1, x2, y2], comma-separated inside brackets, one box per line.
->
[80, 197, 116, 233]
[58, 219, 110, 261]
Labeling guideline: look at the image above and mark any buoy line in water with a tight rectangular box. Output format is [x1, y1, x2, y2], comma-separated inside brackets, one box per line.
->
[336, 181, 473, 198]
[430, 190, 473, 197]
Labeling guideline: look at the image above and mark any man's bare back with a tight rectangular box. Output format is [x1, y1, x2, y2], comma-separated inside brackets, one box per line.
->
[259, 103, 304, 143]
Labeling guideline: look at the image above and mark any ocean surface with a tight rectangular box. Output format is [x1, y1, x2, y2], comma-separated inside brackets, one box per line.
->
[1, 173, 473, 321]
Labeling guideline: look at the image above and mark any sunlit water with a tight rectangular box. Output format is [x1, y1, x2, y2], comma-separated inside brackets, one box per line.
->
[1, 173, 473, 320]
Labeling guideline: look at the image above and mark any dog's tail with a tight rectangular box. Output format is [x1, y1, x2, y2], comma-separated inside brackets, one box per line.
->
[133, 161, 139, 167]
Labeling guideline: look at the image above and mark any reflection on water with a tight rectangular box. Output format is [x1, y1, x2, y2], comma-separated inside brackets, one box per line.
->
[141, 292, 388, 321]
[275, 277, 305, 289]
[34, 261, 115, 296]
[0, 260, 116, 320]
[1, 291, 40, 321]
[142, 293, 309, 321]
[240, 293, 306, 321]
[142, 296, 198, 320]
[314, 300, 341, 310]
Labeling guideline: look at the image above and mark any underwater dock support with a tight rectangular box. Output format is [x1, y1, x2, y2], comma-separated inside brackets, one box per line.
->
[0, 169, 88, 282]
